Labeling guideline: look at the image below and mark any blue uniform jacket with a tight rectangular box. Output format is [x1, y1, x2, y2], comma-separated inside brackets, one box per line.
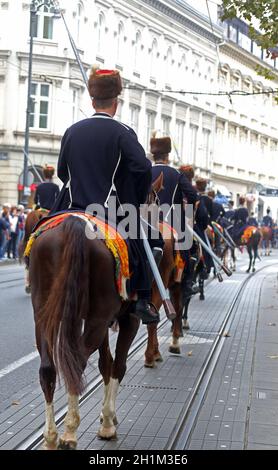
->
[151, 164, 197, 207]
[34, 182, 60, 210]
[262, 215, 273, 227]
[234, 207, 249, 225]
[56, 113, 151, 211]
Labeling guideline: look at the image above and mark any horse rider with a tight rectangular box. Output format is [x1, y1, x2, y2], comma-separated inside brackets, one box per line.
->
[207, 189, 225, 256]
[247, 212, 258, 227]
[232, 196, 249, 243]
[194, 178, 214, 273]
[262, 208, 273, 228]
[179, 165, 209, 295]
[52, 66, 162, 324]
[225, 200, 235, 222]
[34, 165, 60, 210]
[151, 138, 198, 298]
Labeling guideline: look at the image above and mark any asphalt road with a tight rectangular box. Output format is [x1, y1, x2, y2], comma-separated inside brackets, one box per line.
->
[0, 264, 39, 412]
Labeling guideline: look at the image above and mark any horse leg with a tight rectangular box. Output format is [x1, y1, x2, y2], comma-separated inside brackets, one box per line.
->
[58, 395, 80, 450]
[98, 333, 115, 424]
[169, 284, 183, 354]
[38, 338, 58, 450]
[145, 323, 162, 368]
[98, 315, 140, 440]
[145, 283, 164, 368]
[25, 267, 31, 294]
[182, 297, 191, 329]
[246, 245, 252, 273]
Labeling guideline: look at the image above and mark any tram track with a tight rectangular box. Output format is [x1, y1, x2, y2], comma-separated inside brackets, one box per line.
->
[12, 261, 276, 450]
[167, 262, 278, 450]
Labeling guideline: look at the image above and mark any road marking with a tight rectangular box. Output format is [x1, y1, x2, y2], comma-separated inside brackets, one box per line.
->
[0, 351, 39, 378]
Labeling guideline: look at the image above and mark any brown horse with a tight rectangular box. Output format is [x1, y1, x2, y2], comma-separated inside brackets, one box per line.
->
[260, 226, 272, 256]
[145, 224, 186, 367]
[29, 176, 163, 450]
[18, 209, 48, 293]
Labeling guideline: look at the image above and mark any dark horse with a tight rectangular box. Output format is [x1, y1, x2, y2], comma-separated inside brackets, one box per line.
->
[222, 223, 261, 273]
[29, 176, 163, 449]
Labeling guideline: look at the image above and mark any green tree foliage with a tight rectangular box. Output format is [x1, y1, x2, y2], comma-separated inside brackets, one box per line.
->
[221, 0, 278, 51]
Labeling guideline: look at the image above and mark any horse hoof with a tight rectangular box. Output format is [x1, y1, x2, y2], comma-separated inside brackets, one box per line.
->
[252, 268, 255, 272]
[25, 286, 31, 294]
[98, 426, 117, 440]
[246, 270, 250, 273]
[57, 438, 77, 450]
[183, 320, 190, 330]
[154, 353, 163, 362]
[100, 414, 118, 425]
[144, 361, 155, 368]
[42, 441, 58, 450]
[169, 346, 181, 354]
[199, 294, 205, 301]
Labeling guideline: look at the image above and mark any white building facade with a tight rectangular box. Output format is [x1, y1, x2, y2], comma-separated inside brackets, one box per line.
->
[0, 0, 277, 218]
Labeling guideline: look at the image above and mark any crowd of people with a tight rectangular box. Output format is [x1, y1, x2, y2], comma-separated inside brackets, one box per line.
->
[0, 203, 29, 261]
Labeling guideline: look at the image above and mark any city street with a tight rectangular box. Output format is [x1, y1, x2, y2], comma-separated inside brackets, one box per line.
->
[0, 265, 38, 412]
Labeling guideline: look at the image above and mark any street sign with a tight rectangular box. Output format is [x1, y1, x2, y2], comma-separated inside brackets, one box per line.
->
[23, 187, 31, 196]
[0, 152, 8, 161]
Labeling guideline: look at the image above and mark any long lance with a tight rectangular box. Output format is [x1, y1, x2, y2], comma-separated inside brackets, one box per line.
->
[140, 219, 176, 321]
[204, 231, 223, 282]
[186, 222, 232, 277]
[211, 221, 234, 249]
[223, 227, 237, 248]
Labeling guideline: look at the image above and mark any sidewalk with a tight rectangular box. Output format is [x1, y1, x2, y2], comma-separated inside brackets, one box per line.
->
[187, 265, 278, 450]
[0, 259, 18, 266]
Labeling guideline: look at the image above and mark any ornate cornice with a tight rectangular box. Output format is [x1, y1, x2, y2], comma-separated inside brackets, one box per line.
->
[142, 0, 223, 43]
[220, 41, 278, 82]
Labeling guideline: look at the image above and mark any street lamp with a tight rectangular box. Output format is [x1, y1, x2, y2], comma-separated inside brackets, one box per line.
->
[21, 0, 59, 206]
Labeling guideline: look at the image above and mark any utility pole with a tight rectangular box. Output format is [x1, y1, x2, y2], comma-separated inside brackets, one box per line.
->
[21, 0, 56, 206]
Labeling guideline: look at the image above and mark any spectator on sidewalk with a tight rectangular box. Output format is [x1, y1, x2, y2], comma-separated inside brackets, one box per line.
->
[7, 206, 18, 259]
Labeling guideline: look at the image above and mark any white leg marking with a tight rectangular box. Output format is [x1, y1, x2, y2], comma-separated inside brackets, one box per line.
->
[43, 401, 58, 449]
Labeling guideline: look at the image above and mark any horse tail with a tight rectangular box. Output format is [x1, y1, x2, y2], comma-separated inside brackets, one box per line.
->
[42, 216, 89, 395]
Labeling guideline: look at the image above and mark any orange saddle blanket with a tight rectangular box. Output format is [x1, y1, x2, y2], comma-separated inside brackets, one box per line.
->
[24, 212, 130, 299]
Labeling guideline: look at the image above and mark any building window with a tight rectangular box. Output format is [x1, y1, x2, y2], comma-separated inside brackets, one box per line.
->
[202, 129, 211, 169]
[176, 120, 185, 157]
[72, 88, 79, 124]
[116, 22, 124, 64]
[76, 1, 83, 44]
[30, 83, 50, 129]
[129, 105, 139, 133]
[189, 125, 198, 165]
[34, 5, 54, 40]
[165, 47, 172, 84]
[162, 115, 171, 136]
[97, 12, 105, 55]
[228, 24, 237, 42]
[134, 30, 142, 71]
[150, 38, 158, 78]
[252, 41, 262, 59]
[230, 74, 240, 90]
[145, 111, 156, 150]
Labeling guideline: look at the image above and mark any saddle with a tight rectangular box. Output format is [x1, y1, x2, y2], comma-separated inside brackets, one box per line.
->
[241, 226, 257, 244]
[24, 211, 130, 300]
